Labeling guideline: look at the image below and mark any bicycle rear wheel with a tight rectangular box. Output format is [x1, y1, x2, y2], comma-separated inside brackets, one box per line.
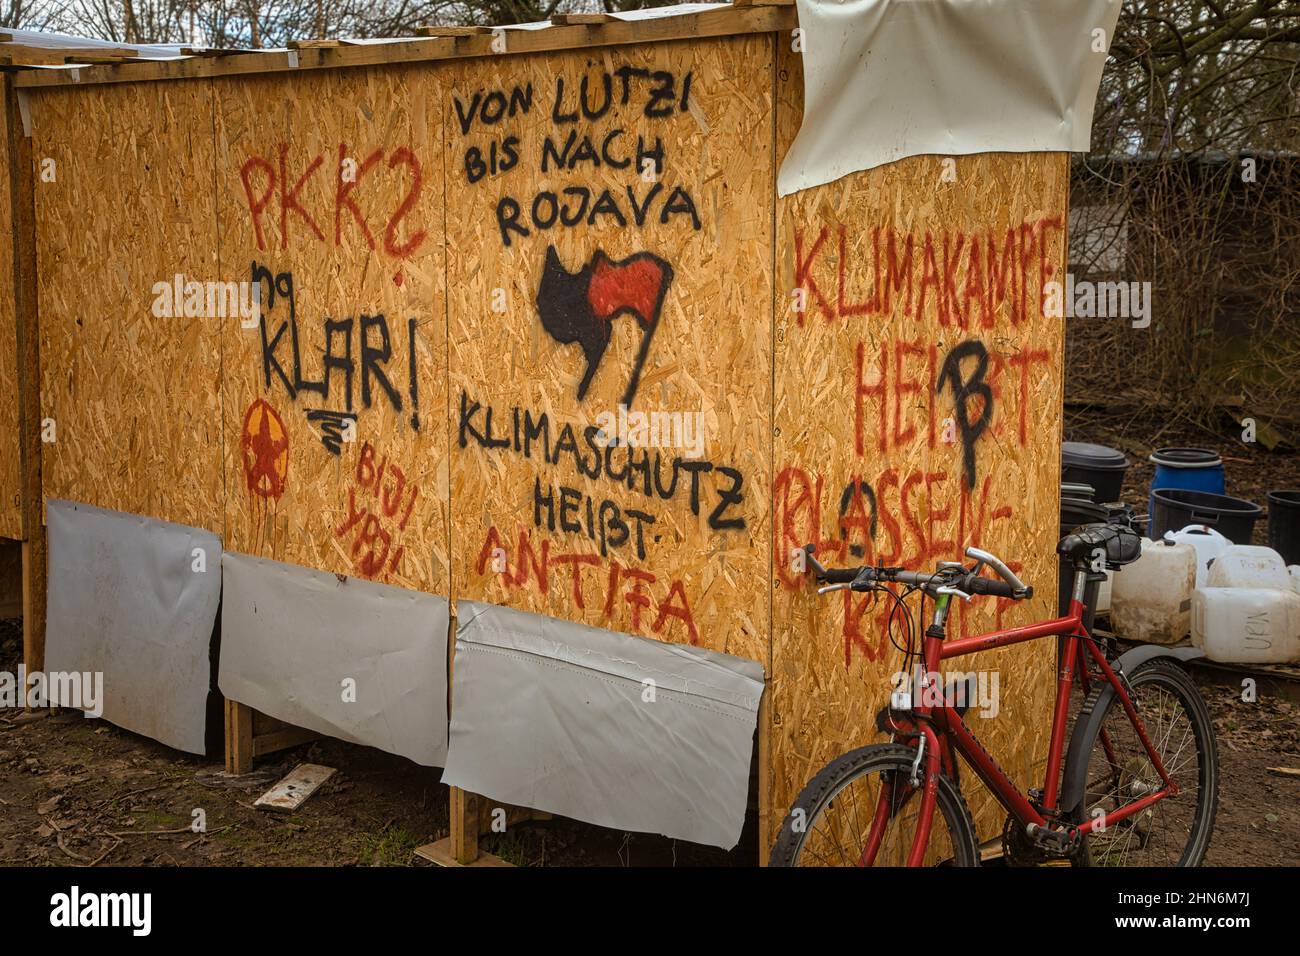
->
[1071, 658, 1219, 866]
[770, 743, 979, 867]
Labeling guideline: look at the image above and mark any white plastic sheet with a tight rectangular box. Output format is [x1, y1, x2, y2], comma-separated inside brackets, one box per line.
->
[218, 553, 449, 767]
[43, 500, 221, 754]
[778, 0, 1121, 195]
[443, 600, 765, 849]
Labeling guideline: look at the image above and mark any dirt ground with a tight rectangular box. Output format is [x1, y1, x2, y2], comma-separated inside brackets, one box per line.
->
[0, 410, 1296, 867]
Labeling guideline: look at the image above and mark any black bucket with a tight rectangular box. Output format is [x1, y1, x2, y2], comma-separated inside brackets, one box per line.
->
[1058, 498, 1109, 614]
[1062, 442, 1129, 503]
[1267, 490, 1300, 565]
[1150, 488, 1263, 544]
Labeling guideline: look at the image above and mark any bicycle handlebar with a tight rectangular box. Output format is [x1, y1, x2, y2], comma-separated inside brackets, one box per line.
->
[801, 544, 1033, 602]
[964, 546, 1031, 599]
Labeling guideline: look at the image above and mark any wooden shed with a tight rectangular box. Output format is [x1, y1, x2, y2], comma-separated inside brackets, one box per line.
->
[3, 1, 1068, 862]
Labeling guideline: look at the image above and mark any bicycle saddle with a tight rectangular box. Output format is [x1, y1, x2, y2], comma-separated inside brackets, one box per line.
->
[1056, 522, 1142, 568]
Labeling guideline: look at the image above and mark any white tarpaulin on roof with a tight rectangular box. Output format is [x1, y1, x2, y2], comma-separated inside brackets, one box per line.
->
[778, 0, 1122, 195]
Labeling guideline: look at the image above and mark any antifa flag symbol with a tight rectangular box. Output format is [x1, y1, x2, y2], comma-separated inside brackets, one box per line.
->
[535, 244, 674, 408]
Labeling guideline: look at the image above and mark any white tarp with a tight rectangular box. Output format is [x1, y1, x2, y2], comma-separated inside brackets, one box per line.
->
[218, 553, 449, 767]
[43, 500, 221, 754]
[443, 600, 765, 849]
[778, 0, 1122, 195]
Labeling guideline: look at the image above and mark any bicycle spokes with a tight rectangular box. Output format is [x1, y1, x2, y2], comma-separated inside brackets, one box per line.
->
[801, 767, 961, 868]
[1082, 681, 1201, 865]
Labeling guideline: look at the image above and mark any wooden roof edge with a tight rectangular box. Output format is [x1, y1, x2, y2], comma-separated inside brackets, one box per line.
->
[12, 5, 796, 90]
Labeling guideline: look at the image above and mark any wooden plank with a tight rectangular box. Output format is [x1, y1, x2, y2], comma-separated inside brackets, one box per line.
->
[30, 80, 224, 531]
[445, 34, 775, 665]
[287, 39, 342, 50]
[768, 42, 1067, 858]
[14, 8, 797, 89]
[416, 26, 492, 37]
[215, 67, 450, 595]
[6, 77, 44, 670]
[414, 836, 513, 867]
[254, 763, 336, 811]
[251, 724, 318, 757]
[0, 79, 22, 539]
[0, 46, 137, 66]
[225, 700, 255, 775]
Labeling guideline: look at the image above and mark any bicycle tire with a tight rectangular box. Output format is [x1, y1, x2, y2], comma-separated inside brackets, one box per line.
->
[770, 743, 979, 867]
[1070, 658, 1219, 867]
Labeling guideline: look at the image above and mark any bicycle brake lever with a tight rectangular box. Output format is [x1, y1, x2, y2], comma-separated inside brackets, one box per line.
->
[936, 585, 973, 603]
[817, 582, 851, 595]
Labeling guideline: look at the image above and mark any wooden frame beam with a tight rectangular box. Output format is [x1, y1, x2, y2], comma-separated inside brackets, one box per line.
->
[5, 77, 44, 675]
[12, 7, 796, 90]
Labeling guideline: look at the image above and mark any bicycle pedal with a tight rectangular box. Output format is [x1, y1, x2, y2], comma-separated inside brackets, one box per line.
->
[1025, 822, 1080, 856]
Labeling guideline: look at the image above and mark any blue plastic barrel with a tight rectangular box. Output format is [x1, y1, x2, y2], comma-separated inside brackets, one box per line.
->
[1148, 447, 1225, 531]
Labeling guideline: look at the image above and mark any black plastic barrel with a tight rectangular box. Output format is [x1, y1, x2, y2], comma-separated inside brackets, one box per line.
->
[1062, 442, 1129, 503]
[1150, 488, 1263, 544]
[1058, 498, 1109, 614]
[1267, 490, 1300, 565]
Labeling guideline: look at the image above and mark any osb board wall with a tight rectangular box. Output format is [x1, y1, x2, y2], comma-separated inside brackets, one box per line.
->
[770, 44, 1065, 844]
[30, 82, 224, 532]
[0, 102, 21, 541]
[216, 66, 450, 595]
[446, 35, 775, 664]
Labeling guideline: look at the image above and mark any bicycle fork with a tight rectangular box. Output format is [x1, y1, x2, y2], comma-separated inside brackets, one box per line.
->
[857, 723, 945, 867]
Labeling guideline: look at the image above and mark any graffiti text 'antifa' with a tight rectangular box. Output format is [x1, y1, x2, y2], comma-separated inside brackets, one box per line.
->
[451, 70, 702, 247]
[253, 263, 421, 434]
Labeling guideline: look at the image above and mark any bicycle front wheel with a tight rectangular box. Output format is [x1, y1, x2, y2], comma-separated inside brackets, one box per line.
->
[770, 743, 979, 867]
[1072, 658, 1219, 866]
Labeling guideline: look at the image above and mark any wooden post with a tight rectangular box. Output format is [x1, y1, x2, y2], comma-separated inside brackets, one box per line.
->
[449, 786, 481, 864]
[6, 77, 45, 676]
[225, 699, 254, 775]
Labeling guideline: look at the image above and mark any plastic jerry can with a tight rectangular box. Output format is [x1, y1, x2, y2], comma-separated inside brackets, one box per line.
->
[1204, 545, 1292, 590]
[1110, 537, 1196, 645]
[1192, 587, 1300, 664]
[1163, 525, 1230, 588]
[1095, 569, 1113, 613]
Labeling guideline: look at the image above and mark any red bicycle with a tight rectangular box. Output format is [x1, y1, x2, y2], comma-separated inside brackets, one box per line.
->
[771, 523, 1219, 867]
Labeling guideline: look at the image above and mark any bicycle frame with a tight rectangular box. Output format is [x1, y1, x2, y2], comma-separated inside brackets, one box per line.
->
[871, 572, 1179, 867]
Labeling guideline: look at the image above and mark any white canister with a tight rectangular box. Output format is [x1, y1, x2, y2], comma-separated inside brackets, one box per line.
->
[1192, 587, 1300, 664]
[1204, 545, 1292, 590]
[1110, 537, 1196, 645]
[1163, 525, 1231, 588]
